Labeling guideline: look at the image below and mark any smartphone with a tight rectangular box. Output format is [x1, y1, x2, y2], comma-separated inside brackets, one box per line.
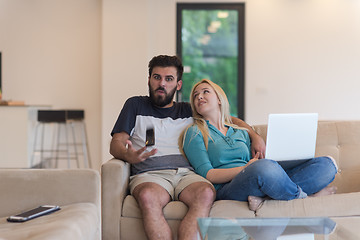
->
[7, 205, 61, 222]
[145, 128, 155, 146]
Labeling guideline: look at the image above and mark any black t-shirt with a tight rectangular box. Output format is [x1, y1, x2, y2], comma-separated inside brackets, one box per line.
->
[111, 96, 194, 175]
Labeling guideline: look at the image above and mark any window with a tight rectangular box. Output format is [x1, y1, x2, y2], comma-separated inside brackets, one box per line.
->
[177, 3, 245, 118]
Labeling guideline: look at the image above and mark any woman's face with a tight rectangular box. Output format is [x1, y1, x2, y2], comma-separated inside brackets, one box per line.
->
[193, 82, 220, 117]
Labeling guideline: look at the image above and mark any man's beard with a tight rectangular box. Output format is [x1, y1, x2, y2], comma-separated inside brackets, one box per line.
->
[149, 84, 177, 107]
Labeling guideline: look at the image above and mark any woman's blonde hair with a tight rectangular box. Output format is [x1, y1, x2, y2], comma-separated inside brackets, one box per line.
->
[179, 79, 245, 152]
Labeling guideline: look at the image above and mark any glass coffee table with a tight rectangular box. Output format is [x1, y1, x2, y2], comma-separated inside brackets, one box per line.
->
[198, 217, 359, 240]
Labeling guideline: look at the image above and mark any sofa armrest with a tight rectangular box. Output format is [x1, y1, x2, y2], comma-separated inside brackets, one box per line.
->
[0, 169, 100, 218]
[101, 158, 130, 240]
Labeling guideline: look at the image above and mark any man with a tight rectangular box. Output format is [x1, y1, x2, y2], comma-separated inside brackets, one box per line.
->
[110, 55, 265, 240]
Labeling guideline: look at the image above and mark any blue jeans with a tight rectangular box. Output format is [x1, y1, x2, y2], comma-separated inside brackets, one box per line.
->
[216, 157, 337, 201]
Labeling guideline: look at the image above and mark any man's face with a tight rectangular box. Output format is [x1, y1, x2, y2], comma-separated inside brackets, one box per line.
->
[148, 66, 182, 108]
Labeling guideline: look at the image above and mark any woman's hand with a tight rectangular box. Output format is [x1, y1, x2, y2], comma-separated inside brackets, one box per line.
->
[246, 152, 260, 167]
[206, 152, 260, 184]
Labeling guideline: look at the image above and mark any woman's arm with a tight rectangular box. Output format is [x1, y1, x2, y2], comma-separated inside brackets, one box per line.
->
[206, 167, 244, 184]
[231, 117, 266, 159]
[183, 125, 260, 184]
[206, 153, 260, 184]
[182, 127, 215, 179]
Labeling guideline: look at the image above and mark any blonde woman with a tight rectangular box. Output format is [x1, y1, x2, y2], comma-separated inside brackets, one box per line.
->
[179, 79, 337, 211]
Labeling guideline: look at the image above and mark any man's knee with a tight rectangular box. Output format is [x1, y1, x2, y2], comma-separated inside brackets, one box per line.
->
[133, 183, 171, 208]
[181, 182, 215, 205]
[197, 183, 216, 201]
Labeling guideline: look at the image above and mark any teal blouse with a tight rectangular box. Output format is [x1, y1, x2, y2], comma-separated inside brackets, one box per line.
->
[183, 121, 251, 190]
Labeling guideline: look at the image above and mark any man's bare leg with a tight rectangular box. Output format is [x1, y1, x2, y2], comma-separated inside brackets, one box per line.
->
[132, 182, 172, 240]
[178, 182, 216, 240]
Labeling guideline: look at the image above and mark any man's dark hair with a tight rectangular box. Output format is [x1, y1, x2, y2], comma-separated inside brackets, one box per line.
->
[148, 55, 184, 81]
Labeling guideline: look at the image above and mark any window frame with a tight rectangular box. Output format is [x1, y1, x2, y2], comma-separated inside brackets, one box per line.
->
[176, 3, 245, 119]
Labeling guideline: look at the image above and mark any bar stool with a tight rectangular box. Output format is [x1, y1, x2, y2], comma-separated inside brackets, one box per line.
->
[31, 109, 91, 169]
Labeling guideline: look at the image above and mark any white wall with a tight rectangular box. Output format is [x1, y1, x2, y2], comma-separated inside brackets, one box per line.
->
[1, 0, 359, 164]
[102, 0, 360, 162]
[246, 0, 360, 124]
[0, 0, 102, 169]
[102, 0, 149, 163]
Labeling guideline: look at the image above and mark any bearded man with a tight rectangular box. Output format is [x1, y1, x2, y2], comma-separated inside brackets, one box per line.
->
[110, 55, 265, 240]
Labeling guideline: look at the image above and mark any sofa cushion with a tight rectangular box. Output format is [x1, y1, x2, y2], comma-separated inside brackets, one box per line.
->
[256, 192, 360, 218]
[122, 195, 189, 220]
[0, 203, 100, 240]
[209, 200, 255, 218]
[0, 169, 100, 218]
[254, 121, 360, 194]
[315, 121, 360, 194]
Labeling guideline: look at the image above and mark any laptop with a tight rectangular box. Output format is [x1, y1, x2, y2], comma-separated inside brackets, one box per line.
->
[265, 113, 318, 169]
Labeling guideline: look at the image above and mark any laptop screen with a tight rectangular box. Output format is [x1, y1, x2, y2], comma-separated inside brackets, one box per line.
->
[265, 113, 318, 161]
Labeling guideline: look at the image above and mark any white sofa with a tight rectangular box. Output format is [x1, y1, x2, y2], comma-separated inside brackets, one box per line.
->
[0, 169, 101, 240]
[101, 120, 360, 240]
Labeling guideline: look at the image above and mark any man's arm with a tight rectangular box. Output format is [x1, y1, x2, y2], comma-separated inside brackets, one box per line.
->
[110, 132, 157, 164]
[231, 117, 266, 159]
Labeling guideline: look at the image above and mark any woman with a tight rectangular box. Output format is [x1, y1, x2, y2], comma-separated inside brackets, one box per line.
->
[179, 79, 338, 211]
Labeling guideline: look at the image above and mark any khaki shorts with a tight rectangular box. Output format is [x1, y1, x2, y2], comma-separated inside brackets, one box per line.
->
[129, 168, 212, 200]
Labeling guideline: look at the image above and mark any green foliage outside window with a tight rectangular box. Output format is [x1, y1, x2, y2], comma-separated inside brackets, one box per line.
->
[180, 9, 239, 116]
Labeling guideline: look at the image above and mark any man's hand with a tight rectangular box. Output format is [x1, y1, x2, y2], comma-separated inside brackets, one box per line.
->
[250, 134, 266, 159]
[110, 132, 157, 163]
[230, 116, 266, 159]
[125, 140, 157, 164]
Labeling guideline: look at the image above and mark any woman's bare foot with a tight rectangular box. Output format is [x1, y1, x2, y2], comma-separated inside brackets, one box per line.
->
[310, 186, 337, 197]
[248, 196, 266, 211]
